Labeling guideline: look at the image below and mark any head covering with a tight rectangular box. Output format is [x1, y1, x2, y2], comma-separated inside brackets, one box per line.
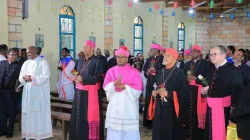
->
[184, 49, 191, 55]
[192, 45, 202, 52]
[165, 48, 179, 60]
[151, 44, 162, 50]
[115, 46, 130, 57]
[85, 40, 96, 48]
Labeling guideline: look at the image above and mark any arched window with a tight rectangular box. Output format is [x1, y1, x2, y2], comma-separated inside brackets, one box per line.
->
[178, 22, 185, 53]
[133, 16, 144, 56]
[59, 6, 76, 58]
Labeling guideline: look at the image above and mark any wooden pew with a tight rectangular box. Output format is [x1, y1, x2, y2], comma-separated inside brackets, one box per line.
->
[51, 111, 71, 140]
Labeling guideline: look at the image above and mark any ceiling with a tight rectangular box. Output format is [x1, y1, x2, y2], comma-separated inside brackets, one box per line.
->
[140, 0, 250, 13]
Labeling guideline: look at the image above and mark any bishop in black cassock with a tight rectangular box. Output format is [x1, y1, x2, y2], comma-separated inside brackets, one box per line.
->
[142, 44, 163, 128]
[151, 48, 189, 140]
[183, 45, 208, 140]
[204, 46, 244, 140]
[0, 48, 21, 138]
[69, 40, 104, 140]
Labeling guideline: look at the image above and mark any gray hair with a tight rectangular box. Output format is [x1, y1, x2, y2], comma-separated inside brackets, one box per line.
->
[211, 45, 227, 54]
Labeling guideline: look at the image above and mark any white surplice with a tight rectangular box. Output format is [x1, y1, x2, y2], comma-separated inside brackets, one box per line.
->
[0, 54, 6, 61]
[56, 57, 75, 100]
[140, 71, 147, 98]
[19, 57, 52, 139]
[104, 82, 142, 140]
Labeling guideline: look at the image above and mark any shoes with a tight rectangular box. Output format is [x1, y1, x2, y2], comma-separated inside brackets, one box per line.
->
[6, 134, 13, 138]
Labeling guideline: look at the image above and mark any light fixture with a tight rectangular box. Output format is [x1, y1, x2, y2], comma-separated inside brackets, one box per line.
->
[223, 8, 236, 13]
[193, 1, 206, 8]
[133, 0, 138, 3]
[220, 13, 223, 17]
[189, 9, 194, 14]
[237, 0, 243, 4]
[210, 0, 215, 8]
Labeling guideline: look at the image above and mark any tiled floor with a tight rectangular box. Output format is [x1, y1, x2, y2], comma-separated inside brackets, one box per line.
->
[0, 114, 152, 140]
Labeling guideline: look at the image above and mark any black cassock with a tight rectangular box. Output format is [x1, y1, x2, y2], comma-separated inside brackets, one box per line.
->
[0, 60, 21, 135]
[231, 83, 250, 140]
[183, 59, 209, 140]
[153, 67, 189, 140]
[69, 55, 104, 140]
[204, 62, 244, 140]
[143, 55, 163, 128]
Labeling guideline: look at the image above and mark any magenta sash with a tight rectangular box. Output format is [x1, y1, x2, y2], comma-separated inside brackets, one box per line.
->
[76, 82, 100, 140]
[189, 80, 207, 129]
[207, 96, 231, 140]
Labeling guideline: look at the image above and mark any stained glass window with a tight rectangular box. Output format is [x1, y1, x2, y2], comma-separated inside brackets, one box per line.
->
[60, 6, 74, 15]
[133, 16, 143, 56]
[178, 22, 185, 53]
[59, 6, 76, 58]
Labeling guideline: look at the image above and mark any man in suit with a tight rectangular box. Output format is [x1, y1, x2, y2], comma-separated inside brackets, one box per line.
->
[0, 48, 21, 138]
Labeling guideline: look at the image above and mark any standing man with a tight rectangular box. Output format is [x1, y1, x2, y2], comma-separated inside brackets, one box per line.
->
[226, 45, 235, 64]
[152, 48, 189, 140]
[69, 40, 104, 140]
[183, 45, 208, 140]
[0, 48, 21, 138]
[18, 48, 27, 65]
[36, 47, 44, 59]
[57, 48, 75, 100]
[233, 49, 250, 86]
[107, 49, 117, 69]
[0, 44, 8, 61]
[204, 45, 244, 140]
[19, 46, 52, 140]
[143, 43, 163, 128]
[104, 50, 112, 61]
[103, 46, 143, 140]
[96, 48, 108, 74]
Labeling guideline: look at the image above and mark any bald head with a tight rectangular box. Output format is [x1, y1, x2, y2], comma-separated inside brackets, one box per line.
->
[27, 46, 37, 59]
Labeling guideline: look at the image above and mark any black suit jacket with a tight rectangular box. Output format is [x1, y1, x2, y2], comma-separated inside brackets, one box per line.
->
[0, 60, 21, 89]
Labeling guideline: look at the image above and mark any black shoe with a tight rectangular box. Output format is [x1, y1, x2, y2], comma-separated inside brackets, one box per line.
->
[0, 132, 7, 137]
[6, 134, 13, 138]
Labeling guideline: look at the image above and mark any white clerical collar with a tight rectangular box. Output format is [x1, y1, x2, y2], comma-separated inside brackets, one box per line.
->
[215, 60, 227, 68]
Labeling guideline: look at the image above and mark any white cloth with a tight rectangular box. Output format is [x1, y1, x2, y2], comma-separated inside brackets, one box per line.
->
[0, 55, 6, 61]
[107, 128, 140, 140]
[104, 82, 142, 131]
[107, 56, 112, 61]
[19, 57, 52, 139]
[56, 58, 75, 100]
[140, 71, 147, 98]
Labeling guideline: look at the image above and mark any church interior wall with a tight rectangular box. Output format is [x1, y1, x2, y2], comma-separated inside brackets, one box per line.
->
[0, 0, 9, 44]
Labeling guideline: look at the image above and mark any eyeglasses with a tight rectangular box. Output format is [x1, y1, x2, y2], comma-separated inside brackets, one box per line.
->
[209, 53, 222, 57]
[116, 56, 127, 59]
[8, 53, 17, 56]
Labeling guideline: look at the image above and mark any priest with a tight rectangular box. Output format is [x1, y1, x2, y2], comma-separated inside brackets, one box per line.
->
[69, 40, 104, 140]
[204, 45, 244, 140]
[143, 43, 163, 128]
[0, 48, 21, 138]
[19, 46, 52, 140]
[103, 46, 143, 140]
[183, 45, 208, 140]
[57, 48, 75, 100]
[151, 48, 189, 140]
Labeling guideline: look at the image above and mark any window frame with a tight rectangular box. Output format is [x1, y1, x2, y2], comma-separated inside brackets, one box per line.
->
[59, 6, 76, 59]
[133, 16, 144, 56]
[177, 22, 185, 53]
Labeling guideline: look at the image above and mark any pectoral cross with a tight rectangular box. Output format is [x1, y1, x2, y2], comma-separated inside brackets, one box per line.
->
[153, 83, 157, 100]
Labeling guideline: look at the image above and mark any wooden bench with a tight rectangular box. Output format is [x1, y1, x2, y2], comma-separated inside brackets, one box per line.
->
[51, 96, 73, 105]
[51, 111, 71, 140]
